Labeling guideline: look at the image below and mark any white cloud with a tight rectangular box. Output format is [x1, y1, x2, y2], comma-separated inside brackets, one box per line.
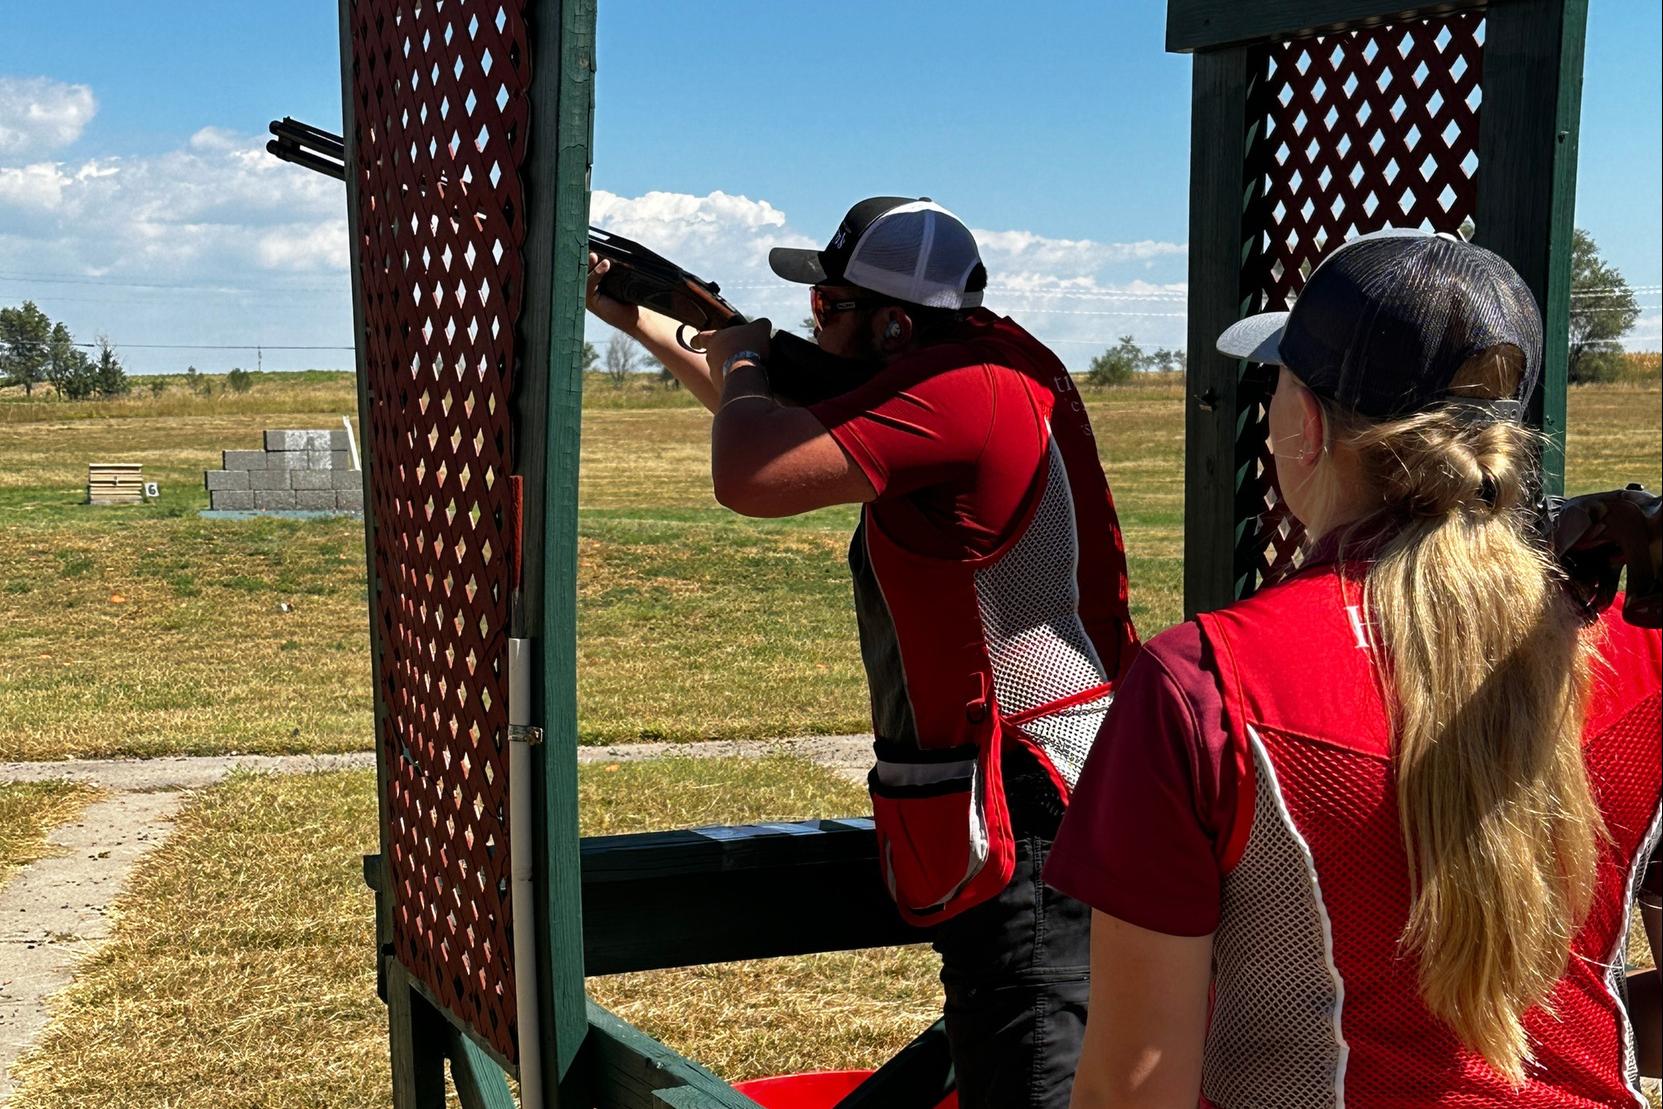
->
[0, 131, 346, 273]
[0, 77, 96, 158]
[590, 189, 813, 274]
[0, 162, 72, 209]
[975, 228, 1187, 274]
[584, 191, 1192, 361]
[1, 159, 1191, 373]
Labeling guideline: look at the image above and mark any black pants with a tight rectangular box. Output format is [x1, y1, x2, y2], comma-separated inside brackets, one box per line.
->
[932, 829, 1092, 1109]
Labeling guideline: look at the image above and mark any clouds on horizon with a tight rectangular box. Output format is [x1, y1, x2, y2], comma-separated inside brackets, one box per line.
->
[0, 73, 1654, 371]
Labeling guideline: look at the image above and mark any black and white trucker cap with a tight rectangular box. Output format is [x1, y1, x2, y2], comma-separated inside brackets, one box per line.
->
[1216, 228, 1542, 420]
[769, 197, 987, 310]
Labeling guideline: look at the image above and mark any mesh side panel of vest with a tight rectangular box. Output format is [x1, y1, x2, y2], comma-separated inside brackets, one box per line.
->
[1586, 692, 1663, 1105]
[1203, 727, 1346, 1108]
[972, 438, 1109, 787]
[1244, 698, 1661, 1108]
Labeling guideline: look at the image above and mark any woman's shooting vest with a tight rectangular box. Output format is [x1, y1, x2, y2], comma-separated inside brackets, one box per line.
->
[1195, 564, 1663, 1108]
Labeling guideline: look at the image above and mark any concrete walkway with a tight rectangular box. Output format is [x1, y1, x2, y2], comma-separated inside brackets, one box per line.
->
[0, 735, 874, 1101]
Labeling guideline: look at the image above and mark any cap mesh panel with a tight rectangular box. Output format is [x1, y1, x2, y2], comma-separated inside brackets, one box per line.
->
[844, 202, 984, 309]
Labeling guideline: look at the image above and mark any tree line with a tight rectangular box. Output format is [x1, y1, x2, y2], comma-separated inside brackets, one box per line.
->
[1078, 227, 1645, 386]
[0, 301, 129, 399]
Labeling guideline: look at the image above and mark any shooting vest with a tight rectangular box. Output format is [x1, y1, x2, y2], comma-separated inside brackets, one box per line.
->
[853, 314, 1137, 926]
[1195, 564, 1663, 1108]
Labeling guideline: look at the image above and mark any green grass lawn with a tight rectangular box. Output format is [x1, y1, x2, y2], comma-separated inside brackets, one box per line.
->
[6, 759, 936, 1108]
[0, 780, 101, 889]
[0, 374, 1655, 760]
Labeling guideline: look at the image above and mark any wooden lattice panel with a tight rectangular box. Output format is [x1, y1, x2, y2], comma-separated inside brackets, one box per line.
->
[349, 0, 532, 1064]
[1235, 11, 1485, 593]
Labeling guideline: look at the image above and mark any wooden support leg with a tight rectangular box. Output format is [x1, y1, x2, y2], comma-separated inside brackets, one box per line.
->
[450, 1026, 519, 1109]
[387, 958, 450, 1109]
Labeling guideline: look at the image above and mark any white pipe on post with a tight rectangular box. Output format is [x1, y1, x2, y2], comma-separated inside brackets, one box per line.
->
[509, 636, 544, 1106]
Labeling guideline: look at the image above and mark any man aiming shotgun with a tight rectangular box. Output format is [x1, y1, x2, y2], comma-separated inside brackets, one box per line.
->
[589, 197, 1140, 1109]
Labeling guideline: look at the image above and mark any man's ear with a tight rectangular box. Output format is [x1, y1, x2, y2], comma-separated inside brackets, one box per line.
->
[874, 306, 912, 353]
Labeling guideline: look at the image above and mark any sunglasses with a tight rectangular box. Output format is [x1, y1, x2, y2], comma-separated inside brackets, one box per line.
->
[809, 286, 881, 331]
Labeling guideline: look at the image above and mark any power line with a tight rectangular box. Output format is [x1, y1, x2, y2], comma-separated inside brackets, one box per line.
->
[0, 272, 345, 294]
[0, 339, 353, 351]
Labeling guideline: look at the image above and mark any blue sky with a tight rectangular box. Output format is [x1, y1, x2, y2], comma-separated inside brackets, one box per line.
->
[1, 1, 1657, 373]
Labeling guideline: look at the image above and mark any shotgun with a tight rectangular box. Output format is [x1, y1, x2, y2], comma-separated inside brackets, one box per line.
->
[267, 117, 874, 404]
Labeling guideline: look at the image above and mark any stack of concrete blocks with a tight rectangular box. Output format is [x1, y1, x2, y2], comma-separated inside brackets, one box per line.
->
[204, 429, 363, 513]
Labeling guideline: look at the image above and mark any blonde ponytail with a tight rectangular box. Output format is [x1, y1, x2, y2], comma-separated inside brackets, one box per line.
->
[1323, 350, 1601, 1084]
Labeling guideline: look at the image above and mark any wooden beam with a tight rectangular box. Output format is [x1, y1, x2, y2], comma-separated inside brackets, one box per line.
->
[580, 819, 926, 976]
[386, 960, 449, 1109]
[516, 0, 600, 1102]
[583, 1001, 762, 1108]
[336, 0, 426, 1100]
[1472, 0, 1588, 497]
[451, 1026, 520, 1109]
[1182, 45, 1261, 618]
[1166, 0, 1487, 52]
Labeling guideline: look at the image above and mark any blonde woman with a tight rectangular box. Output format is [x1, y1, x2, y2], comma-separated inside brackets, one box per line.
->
[1047, 230, 1662, 1107]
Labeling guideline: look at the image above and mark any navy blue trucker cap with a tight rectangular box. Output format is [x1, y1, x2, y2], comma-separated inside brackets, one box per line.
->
[1216, 228, 1542, 420]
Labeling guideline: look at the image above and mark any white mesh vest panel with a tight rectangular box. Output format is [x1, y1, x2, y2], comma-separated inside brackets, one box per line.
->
[1203, 726, 1349, 1108]
[1611, 800, 1662, 1105]
[972, 437, 1110, 787]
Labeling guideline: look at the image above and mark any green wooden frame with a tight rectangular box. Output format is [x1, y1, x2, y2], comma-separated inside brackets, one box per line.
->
[1175, 0, 1588, 617]
[344, 1, 953, 1104]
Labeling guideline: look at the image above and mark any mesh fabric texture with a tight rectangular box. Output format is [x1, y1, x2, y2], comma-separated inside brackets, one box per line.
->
[973, 440, 1111, 788]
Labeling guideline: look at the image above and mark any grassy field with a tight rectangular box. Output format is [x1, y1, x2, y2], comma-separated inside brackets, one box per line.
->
[0, 780, 100, 888]
[4, 371, 1658, 1106]
[0, 373, 1655, 761]
[6, 758, 937, 1108]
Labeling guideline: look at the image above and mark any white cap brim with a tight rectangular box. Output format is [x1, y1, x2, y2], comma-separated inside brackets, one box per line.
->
[1216, 311, 1290, 364]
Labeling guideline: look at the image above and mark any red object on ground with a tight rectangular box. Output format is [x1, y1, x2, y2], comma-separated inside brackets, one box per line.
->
[733, 1069, 957, 1108]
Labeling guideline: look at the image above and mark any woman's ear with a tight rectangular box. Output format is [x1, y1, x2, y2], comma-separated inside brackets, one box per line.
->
[1296, 382, 1327, 466]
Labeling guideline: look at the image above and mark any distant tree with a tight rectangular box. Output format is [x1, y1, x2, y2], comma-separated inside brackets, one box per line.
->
[654, 357, 682, 389]
[1087, 335, 1144, 386]
[603, 335, 642, 387]
[93, 337, 130, 397]
[581, 341, 599, 374]
[1567, 228, 1641, 384]
[0, 301, 53, 395]
[148, 378, 166, 398]
[1144, 346, 1187, 375]
[45, 322, 98, 399]
[226, 367, 253, 393]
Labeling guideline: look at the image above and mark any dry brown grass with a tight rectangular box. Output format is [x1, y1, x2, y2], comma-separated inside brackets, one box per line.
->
[0, 780, 101, 887]
[0, 379, 1653, 761]
[7, 758, 938, 1106]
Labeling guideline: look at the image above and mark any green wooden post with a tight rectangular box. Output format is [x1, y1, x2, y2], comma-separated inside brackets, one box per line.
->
[1472, 0, 1588, 497]
[1171, 0, 1590, 615]
[1182, 45, 1263, 618]
[333, 0, 429, 1100]
[512, 0, 599, 1101]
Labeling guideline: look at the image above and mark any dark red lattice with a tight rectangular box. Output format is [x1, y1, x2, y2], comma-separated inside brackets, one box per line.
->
[1235, 12, 1484, 594]
[349, 0, 532, 1064]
